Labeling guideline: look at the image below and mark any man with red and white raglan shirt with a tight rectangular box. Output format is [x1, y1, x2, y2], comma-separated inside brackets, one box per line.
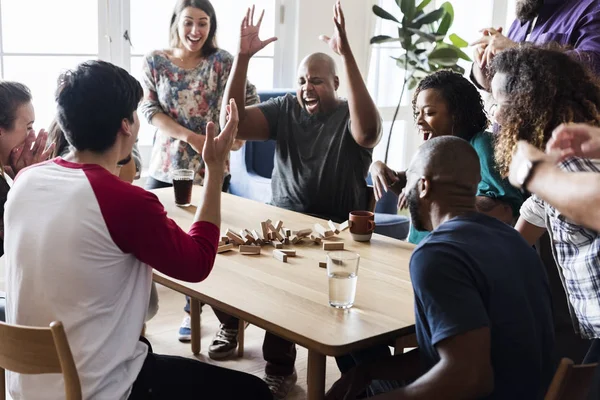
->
[3, 61, 271, 399]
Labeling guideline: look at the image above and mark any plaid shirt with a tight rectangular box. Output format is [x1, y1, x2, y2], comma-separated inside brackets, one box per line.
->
[520, 157, 600, 339]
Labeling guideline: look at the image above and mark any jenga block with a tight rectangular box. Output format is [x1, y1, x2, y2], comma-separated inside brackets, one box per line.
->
[268, 232, 275, 240]
[273, 250, 288, 263]
[284, 228, 292, 237]
[226, 229, 245, 245]
[295, 229, 312, 238]
[314, 224, 334, 238]
[310, 235, 322, 244]
[328, 220, 340, 235]
[221, 236, 229, 243]
[284, 237, 290, 245]
[218, 243, 234, 253]
[251, 230, 262, 241]
[267, 222, 284, 241]
[319, 261, 327, 268]
[261, 222, 269, 240]
[290, 235, 300, 244]
[239, 245, 261, 255]
[279, 249, 296, 257]
[244, 234, 256, 244]
[339, 220, 351, 231]
[323, 242, 344, 251]
[270, 240, 283, 249]
[274, 220, 284, 231]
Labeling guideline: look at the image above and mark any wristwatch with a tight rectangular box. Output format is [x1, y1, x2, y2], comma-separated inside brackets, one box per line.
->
[516, 159, 543, 193]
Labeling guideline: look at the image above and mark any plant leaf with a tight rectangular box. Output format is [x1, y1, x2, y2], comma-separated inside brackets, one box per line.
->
[370, 35, 401, 44]
[372, 5, 400, 23]
[412, 8, 446, 26]
[406, 27, 438, 43]
[400, 0, 416, 21]
[435, 2, 454, 36]
[416, 0, 433, 12]
[408, 77, 420, 90]
[428, 46, 460, 66]
[449, 33, 468, 48]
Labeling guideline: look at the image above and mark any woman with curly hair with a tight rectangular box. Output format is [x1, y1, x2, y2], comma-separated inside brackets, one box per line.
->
[490, 45, 600, 363]
[370, 70, 523, 244]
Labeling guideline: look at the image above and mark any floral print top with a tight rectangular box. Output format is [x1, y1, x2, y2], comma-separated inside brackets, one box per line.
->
[139, 48, 259, 184]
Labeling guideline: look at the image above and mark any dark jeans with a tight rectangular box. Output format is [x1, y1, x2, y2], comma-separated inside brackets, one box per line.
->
[335, 344, 403, 398]
[129, 337, 271, 399]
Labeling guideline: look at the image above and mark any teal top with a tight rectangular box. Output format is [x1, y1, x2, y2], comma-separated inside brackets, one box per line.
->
[407, 131, 524, 245]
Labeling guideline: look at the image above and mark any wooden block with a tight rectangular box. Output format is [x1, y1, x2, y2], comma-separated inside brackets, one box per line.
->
[244, 234, 256, 244]
[339, 220, 351, 231]
[323, 242, 344, 251]
[218, 240, 227, 247]
[251, 230, 262, 241]
[270, 240, 283, 249]
[279, 249, 296, 257]
[284, 228, 292, 237]
[239, 245, 261, 255]
[328, 220, 340, 235]
[284, 237, 290, 245]
[218, 243, 234, 253]
[314, 224, 334, 238]
[274, 220, 284, 231]
[273, 250, 288, 263]
[221, 236, 229, 243]
[295, 228, 312, 238]
[226, 229, 245, 245]
[310, 235, 322, 244]
[290, 235, 300, 244]
[319, 261, 327, 268]
[261, 222, 269, 241]
[267, 222, 284, 241]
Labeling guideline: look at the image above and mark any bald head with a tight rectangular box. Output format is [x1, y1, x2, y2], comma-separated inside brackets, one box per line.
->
[296, 52, 340, 114]
[298, 52, 337, 77]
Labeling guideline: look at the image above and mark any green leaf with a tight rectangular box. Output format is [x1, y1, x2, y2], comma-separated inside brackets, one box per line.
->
[406, 27, 438, 43]
[408, 77, 420, 90]
[412, 8, 446, 26]
[428, 46, 460, 66]
[372, 5, 399, 24]
[416, 0, 433, 12]
[400, 0, 416, 20]
[439, 2, 454, 20]
[450, 64, 466, 75]
[449, 33, 468, 48]
[370, 35, 401, 44]
[435, 2, 454, 36]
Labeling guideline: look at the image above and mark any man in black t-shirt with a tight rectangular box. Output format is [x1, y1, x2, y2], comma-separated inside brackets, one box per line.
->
[213, 3, 383, 397]
[327, 136, 555, 400]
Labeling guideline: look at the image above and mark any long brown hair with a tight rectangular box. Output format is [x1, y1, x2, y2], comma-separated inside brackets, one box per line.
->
[490, 45, 600, 176]
[169, 0, 218, 56]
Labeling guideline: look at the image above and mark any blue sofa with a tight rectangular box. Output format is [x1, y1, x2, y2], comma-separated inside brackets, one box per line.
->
[229, 89, 410, 240]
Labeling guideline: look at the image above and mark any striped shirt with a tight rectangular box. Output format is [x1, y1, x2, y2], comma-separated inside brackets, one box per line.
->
[520, 157, 600, 339]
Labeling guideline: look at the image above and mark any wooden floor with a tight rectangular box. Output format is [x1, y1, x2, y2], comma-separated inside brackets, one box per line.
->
[145, 283, 342, 399]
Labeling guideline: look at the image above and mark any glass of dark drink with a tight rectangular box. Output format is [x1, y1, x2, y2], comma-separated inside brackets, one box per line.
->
[172, 169, 194, 207]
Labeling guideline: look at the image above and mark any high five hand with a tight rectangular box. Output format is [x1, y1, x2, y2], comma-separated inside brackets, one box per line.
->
[319, 0, 350, 56]
[203, 99, 239, 171]
[239, 5, 278, 57]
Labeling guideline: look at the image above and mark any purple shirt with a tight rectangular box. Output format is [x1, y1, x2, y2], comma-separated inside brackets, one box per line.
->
[507, 0, 600, 75]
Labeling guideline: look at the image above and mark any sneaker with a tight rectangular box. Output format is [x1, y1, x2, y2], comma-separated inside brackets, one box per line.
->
[178, 315, 192, 342]
[264, 369, 298, 399]
[208, 324, 239, 360]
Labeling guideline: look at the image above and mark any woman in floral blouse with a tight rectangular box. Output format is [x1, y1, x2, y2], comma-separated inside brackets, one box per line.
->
[139, 0, 258, 190]
[139, 0, 259, 343]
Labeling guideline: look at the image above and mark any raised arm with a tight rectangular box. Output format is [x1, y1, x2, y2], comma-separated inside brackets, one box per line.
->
[320, 1, 381, 148]
[220, 7, 277, 141]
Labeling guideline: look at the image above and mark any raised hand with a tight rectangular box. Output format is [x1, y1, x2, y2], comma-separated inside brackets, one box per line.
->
[470, 27, 515, 69]
[546, 123, 600, 161]
[370, 161, 399, 201]
[7, 129, 55, 178]
[239, 5, 278, 58]
[319, 0, 350, 56]
[203, 99, 238, 171]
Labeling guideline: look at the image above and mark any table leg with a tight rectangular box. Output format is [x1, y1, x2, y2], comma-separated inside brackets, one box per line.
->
[307, 350, 326, 400]
[190, 298, 201, 355]
[237, 319, 245, 357]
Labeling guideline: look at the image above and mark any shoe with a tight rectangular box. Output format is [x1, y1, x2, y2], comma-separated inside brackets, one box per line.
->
[208, 324, 239, 359]
[263, 369, 298, 399]
[178, 315, 192, 342]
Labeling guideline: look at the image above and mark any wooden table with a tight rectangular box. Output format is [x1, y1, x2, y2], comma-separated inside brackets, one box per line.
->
[152, 187, 416, 400]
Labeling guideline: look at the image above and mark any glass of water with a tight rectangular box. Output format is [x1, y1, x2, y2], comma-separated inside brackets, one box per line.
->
[327, 251, 360, 309]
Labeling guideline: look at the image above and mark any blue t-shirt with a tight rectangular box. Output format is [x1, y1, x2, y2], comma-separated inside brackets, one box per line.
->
[410, 213, 555, 399]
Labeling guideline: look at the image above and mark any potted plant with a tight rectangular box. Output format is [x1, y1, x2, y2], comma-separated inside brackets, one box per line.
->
[371, 0, 471, 162]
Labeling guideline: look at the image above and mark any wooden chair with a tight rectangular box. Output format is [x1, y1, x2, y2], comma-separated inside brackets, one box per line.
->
[0, 320, 81, 400]
[545, 357, 598, 400]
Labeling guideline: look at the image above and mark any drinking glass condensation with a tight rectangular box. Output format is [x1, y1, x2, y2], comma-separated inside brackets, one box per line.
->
[172, 169, 194, 207]
[327, 251, 360, 309]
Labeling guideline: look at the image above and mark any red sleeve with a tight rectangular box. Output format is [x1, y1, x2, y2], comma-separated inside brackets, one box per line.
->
[85, 167, 219, 282]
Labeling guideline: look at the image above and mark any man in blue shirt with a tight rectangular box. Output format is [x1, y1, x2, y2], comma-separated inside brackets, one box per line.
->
[326, 136, 555, 399]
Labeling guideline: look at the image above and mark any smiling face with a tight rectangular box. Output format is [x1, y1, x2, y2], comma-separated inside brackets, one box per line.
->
[296, 55, 339, 115]
[0, 101, 35, 165]
[414, 88, 455, 141]
[177, 7, 210, 54]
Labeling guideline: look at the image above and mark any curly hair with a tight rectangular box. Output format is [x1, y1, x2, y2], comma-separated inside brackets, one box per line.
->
[490, 45, 600, 176]
[412, 70, 489, 141]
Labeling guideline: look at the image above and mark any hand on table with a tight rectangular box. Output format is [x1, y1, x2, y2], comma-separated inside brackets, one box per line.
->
[238, 5, 278, 58]
[546, 123, 600, 161]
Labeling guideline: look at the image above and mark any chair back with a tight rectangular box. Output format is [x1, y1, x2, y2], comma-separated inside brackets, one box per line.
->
[0, 320, 81, 400]
[545, 357, 598, 400]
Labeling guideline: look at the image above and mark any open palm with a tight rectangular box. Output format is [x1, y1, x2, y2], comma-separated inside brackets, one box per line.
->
[203, 99, 239, 171]
[320, 1, 350, 56]
[239, 6, 277, 57]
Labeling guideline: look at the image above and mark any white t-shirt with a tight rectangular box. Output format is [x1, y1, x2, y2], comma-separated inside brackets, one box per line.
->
[4, 158, 219, 399]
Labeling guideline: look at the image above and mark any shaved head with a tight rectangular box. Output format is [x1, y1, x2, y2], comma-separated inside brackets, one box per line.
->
[299, 52, 337, 77]
[296, 52, 340, 114]
[405, 136, 481, 231]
